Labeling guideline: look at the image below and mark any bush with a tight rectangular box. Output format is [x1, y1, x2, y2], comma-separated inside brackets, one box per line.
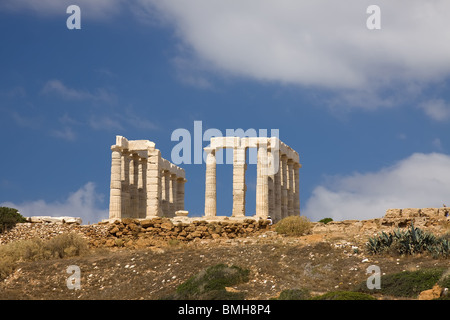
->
[168, 264, 250, 300]
[311, 291, 376, 300]
[318, 218, 333, 224]
[0, 232, 88, 281]
[274, 216, 312, 236]
[366, 223, 449, 258]
[355, 268, 446, 298]
[0, 207, 27, 232]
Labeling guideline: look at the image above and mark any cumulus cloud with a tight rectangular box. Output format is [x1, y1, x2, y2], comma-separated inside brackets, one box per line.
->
[1, 182, 108, 224]
[303, 153, 450, 222]
[419, 99, 450, 122]
[138, 0, 450, 95]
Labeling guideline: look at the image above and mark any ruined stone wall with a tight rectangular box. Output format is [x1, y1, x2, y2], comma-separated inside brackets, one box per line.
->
[102, 218, 272, 247]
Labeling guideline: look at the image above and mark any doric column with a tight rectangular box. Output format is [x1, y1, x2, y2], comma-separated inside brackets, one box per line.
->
[146, 149, 161, 218]
[129, 153, 139, 218]
[138, 156, 147, 219]
[170, 173, 177, 216]
[280, 154, 288, 219]
[121, 150, 131, 218]
[274, 155, 282, 222]
[161, 170, 170, 216]
[204, 147, 217, 217]
[232, 146, 246, 217]
[268, 149, 274, 217]
[176, 178, 186, 211]
[256, 141, 269, 218]
[287, 159, 294, 216]
[109, 146, 122, 219]
[294, 162, 301, 215]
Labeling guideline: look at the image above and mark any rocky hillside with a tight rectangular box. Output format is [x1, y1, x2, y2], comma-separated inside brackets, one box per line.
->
[0, 210, 448, 301]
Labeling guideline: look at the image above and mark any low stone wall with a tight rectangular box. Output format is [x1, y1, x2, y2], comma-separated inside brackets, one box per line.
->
[101, 218, 272, 247]
[312, 207, 449, 240]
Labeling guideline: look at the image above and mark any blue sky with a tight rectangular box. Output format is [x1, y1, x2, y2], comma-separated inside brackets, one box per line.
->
[1, 0, 450, 224]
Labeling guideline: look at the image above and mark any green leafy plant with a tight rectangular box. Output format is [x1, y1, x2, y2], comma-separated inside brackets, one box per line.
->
[355, 268, 446, 298]
[0, 207, 27, 232]
[366, 223, 449, 258]
[318, 218, 333, 224]
[167, 264, 250, 300]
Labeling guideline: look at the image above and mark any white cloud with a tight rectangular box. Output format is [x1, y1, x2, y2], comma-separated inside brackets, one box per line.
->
[1, 182, 108, 224]
[303, 153, 450, 221]
[139, 0, 450, 94]
[42, 79, 116, 104]
[419, 99, 450, 122]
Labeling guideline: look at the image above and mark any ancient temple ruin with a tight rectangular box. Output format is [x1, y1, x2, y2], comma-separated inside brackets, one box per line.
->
[204, 137, 301, 222]
[108, 136, 186, 220]
[108, 135, 301, 223]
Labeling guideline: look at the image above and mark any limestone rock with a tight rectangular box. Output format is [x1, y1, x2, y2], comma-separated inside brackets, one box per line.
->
[418, 284, 444, 300]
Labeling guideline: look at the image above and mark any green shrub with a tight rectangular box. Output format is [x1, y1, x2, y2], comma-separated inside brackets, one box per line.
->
[0, 207, 27, 232]
[275, 216, 312, 236]
[311, 291, 376, 300]
[318, 218, 333, 224]
[366, 223, 449, 258]
[169, 264, 250, 300]
[275, 288, 311, 300]
[355, 268, 446, 298]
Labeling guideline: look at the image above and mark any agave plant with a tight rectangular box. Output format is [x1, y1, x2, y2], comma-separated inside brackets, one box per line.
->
[366, 223, 449, 258]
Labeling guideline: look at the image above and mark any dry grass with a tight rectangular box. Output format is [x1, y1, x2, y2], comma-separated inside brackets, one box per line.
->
[0, 232, 88, 280]
[274, 216, 312, 236]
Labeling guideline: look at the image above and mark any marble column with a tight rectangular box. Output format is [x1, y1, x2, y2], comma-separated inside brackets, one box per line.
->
[109, 146, 122, 219]
[138, 157, 147, 219]
[268, 149, 274, 217]
[232, 147, 246, 217]
[129, 153, 139, 218]
[294, 162, 301, 215]
[287, 159, 294, 217]
[146, 149, 161, 218]
[256, 142, 269, 218]
[204, 147, 217, 217]
[280, 155, 288, 219]
[121, 150, 131, 218]
[274, 155, 282, 222]
[170, 173, 177, 216]
[176, 178, 186, 211]
[161, 170, 170, 216]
